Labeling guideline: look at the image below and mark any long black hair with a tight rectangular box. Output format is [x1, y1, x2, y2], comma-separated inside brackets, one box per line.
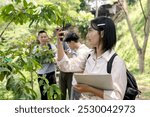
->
[91, 16, 116, 52]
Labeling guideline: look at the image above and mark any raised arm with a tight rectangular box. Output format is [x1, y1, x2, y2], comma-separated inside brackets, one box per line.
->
[57, 30, 65, 61]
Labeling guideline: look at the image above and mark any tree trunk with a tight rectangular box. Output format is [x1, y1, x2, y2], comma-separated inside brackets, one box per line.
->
[138, 50, 145, 73]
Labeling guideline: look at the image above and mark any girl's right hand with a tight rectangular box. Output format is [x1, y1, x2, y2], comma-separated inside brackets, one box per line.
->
[56, 28, 65, 42]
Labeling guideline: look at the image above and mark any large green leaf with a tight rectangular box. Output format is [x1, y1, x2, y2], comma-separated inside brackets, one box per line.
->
[23, 0, 28, 8]
[0, 67, 10, 81]
[0, 67, 10, 72]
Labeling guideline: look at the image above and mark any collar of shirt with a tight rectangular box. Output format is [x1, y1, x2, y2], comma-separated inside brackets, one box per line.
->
[90, 49, 115, 62]
[75, 44, 86, 52]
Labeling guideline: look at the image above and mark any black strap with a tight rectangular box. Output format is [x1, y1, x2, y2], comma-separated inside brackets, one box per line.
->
[48, 43, 52, 50]
[87, 54, 91, 59]
[107, 53, 117, 73]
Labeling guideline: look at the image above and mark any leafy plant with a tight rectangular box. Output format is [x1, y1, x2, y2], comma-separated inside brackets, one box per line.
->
[0, 81, 14, 100]
[0, 41, 38, 99]
[6, 76, 37, 100]
[0, 0, 93, 100]
[33, 45, 55, 64]
[38, 76, 61, 100]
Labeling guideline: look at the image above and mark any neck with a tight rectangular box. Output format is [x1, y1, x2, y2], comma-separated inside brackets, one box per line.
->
[40, 42, 47, 46]
[95, 45, 103, 58]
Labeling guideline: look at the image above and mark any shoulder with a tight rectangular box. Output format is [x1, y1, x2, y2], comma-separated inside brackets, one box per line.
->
[109, 51, 126, 71]
[78, 44, 90, 52]
[99, 49, 126, 68]
[50, 43, 55, 47]
[77, 45, 91, 56]
[49, 43, 56, 49]
[102, 50, 124, 63]
[114, 55, 126, 67]
[80, 44, 89, 49]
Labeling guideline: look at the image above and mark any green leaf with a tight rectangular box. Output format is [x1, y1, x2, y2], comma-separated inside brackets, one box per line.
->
[0, 67, 10, 73]
[2, 4, 15, 14]
[23, 0, 28, 9]
[0, 73, 5, 81]
[29, 19, 34, 27]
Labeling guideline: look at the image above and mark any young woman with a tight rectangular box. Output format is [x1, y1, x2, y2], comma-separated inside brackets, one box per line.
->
[57, 16, 127, 100]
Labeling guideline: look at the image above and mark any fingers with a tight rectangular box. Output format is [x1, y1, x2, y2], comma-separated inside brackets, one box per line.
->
[56, 28, 65, 41]
[73, 85, 81, 93]
[73, 84, 91, 93]
[58, 32, 64, 41]
[73, 84, 84, 91]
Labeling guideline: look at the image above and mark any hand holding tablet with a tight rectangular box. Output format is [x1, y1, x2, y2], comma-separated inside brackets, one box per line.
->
[74, 73, 113, 90]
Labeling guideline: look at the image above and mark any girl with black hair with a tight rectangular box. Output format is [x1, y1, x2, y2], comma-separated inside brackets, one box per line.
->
[57, 16, 127, 100]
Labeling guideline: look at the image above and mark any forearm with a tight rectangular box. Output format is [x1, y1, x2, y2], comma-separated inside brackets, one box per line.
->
[57, 40, 65, 61]
[74, 84, 104, 99]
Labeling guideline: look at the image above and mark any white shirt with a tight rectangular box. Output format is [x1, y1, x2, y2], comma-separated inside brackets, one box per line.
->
[57, 49, 127, 100]
[72, 44, 90, 85]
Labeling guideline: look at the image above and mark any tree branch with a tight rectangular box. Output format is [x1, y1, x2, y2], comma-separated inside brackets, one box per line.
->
[0, 17, 15, 39]
[139, 0, 146, 20]
[139, 0, 147, 36]
[142, 1, 150, 54]
[118, 0, 141, 51]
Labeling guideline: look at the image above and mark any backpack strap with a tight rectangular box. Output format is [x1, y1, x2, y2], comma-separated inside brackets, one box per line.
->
[107, 53, 117, 73]
[48, 43, 52, 50]
[87, 54, 91, 59]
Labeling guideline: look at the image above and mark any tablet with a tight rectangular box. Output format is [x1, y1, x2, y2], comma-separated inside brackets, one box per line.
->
[74, 73, 113, 90]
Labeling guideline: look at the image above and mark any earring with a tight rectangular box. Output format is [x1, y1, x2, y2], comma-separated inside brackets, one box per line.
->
[101, 31, 104, 38]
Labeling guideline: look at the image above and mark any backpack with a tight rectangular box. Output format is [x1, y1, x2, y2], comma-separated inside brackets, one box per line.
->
[107, 53, 141, 100]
